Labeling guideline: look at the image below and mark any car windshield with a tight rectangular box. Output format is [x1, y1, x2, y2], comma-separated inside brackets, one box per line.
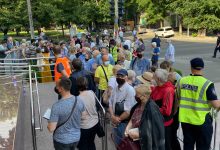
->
[157, 29, 164, 31]
[165, 28, 172, 31]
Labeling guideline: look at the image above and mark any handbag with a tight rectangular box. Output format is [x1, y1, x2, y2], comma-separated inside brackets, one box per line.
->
[117, 137, 141, 150]
[115, 100, 125, 116]
[91, 91, 106, 138]
[54, 96, 77, 134]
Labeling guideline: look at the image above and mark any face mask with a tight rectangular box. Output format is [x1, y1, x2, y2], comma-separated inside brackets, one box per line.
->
[116, 78, 125, 86]
[104, 61, 110, 66]
[137, 53, 143, 58]
[85, 58, 89, 61]
[135, 96, 142, 103]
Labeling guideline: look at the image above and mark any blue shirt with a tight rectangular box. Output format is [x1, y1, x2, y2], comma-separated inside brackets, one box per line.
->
[49, 96, 85, 144]
[152, 47, 160, 61]
[96, 54, 115, 65]
[130, 57, 150, 76]
[87, 58, 97, 73]
[79, 54, 89, 70]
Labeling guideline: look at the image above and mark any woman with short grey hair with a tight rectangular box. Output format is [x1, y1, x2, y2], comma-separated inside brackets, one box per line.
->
[151, 68, 175, 150]
[154, 68, 169, 84]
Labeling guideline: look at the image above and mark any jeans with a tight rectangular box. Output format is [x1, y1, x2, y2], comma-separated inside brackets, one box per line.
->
[113, 122, 127, 146]
[54, 140, 78, 150]
[165, 125, 172, 150]
[182, 114, 213, 150]
[77, 123, 98, 150]
[213, 46, 220, 57]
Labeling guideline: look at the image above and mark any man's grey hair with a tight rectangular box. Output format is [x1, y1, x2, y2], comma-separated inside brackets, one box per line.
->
[155, 69, 169, 83]
[127, 70, 136, 80]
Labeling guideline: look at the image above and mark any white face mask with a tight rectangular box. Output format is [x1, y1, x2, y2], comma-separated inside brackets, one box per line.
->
[104, 61, 110, 66]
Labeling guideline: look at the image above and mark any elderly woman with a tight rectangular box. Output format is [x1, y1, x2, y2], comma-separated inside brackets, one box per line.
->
[127, 70, 136, 86]
[150, 69, 175, 150]
[151, 42, 160, 67]
[124, 84, 165, 150]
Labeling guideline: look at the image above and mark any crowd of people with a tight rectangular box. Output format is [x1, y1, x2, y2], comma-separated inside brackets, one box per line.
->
[1, 30, 219, 150]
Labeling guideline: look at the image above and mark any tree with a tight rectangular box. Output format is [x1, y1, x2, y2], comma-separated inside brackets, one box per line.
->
[169, 0, 220, 36]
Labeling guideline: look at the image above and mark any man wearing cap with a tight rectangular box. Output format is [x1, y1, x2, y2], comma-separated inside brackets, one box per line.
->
[177, 57, 220, 150]
[108, 69, 136, 146]
[130, 48, 150, 77]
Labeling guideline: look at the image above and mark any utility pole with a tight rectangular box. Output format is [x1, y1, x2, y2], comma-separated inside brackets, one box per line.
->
[114, 0, 119, 40]
[27, 0, 35, 39]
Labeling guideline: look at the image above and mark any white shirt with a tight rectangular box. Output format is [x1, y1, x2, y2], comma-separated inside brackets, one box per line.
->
[165, 43, 175, 63]
[124, 40, 132, 50]
[79, 90, 99, 129]
[109, 82, 136, 113]
[119, 31, 123, 37]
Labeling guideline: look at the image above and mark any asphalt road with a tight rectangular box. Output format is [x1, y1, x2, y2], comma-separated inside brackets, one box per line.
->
[144, 38, 220, 82]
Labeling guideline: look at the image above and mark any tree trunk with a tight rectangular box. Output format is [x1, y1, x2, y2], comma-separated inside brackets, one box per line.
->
[160, 20, 163, 28]
[198, 29, 206, 36]
[187, 25, 190, 37]
[61, 24, 65, 37]
[178, 16, 183, 35]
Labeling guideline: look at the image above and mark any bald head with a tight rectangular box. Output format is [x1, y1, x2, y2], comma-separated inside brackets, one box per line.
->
[102, 54, 109, 62]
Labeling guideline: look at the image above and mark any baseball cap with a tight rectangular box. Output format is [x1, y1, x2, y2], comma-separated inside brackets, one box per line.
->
[117, 69, 128, 76]
[190, 57, 204, 70]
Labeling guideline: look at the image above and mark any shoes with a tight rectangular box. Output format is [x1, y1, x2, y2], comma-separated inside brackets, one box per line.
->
[212, 56, 216, 58]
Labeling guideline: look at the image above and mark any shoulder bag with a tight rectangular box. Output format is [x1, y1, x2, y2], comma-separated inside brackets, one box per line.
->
[53, 96, 77, 134]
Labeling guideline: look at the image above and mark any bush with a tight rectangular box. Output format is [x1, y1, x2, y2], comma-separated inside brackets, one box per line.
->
[192, 33, 198, 37]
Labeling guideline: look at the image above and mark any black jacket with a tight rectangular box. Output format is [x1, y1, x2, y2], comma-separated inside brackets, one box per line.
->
[69, 70, 96, 96]
[130, 99, 165, 150]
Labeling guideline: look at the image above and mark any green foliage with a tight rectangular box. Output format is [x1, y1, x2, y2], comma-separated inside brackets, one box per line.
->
[192, 33, 198, 37]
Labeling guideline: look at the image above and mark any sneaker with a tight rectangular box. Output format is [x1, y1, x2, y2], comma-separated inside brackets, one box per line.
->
[212, 56, 216, 58]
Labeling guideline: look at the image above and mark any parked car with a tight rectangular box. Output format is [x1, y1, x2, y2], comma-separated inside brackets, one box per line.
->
[137, 25, 147, 34]
[155, 26, 174, 37]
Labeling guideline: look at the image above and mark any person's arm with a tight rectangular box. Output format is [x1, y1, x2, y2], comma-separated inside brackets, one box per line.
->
[47, 104, 59, 133]
[160, 89, 175, 116]
[57, 63, 68, 78]
[125, 120, 133, 137]
[94, 67, 100, 84]
[47, 122, 57, 133]
[206, 83, 220, 110]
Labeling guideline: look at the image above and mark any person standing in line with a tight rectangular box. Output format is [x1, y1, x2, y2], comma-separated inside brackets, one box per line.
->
[151, 42, 160, 67]
[176, 58, 220, 150]
[132, 28, 137, 40]
[108, 69, 136, 146]
[151, 34, 161, 50]
[77, 77, 99, 150]
[130, 48, 151, 77]
[165, 39, 175, 65]
[94, 54, 113, 102]
[212, 32, 220, 58]
[48, 77, 85, 150]
[119, 29, 124, 43]
[150, 69, 175, 150]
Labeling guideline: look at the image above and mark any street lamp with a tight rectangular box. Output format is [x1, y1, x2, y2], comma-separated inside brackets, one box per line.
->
[26, 0, 35, 39]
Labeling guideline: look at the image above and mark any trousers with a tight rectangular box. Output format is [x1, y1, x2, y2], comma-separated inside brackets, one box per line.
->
[54, 140, 78, 150]
[181, 114, 213, 150]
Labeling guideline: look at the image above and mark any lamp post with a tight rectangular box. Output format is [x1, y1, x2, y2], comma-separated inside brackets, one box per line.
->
[26, 0, 35, 39]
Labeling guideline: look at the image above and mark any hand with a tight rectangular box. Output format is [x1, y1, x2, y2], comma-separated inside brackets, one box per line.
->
[128, 130, 139, 140]
[124, 128, 130, 137]
[111, 115, 121, 126]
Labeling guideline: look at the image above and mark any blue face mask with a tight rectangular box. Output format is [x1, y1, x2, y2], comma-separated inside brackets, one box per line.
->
[104, 61, 110, 66]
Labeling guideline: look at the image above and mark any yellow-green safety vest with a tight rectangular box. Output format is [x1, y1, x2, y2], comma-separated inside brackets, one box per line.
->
[178, 75, 212, 125]
[110, 46, 118, 62]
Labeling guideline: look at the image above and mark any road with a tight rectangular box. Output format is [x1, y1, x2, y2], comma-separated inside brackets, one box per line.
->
[143, 38, 220, 82]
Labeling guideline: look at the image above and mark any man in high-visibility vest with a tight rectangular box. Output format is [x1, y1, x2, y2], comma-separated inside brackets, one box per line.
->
[54, 45, 72, 82]
[177, 57, 220, 150]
